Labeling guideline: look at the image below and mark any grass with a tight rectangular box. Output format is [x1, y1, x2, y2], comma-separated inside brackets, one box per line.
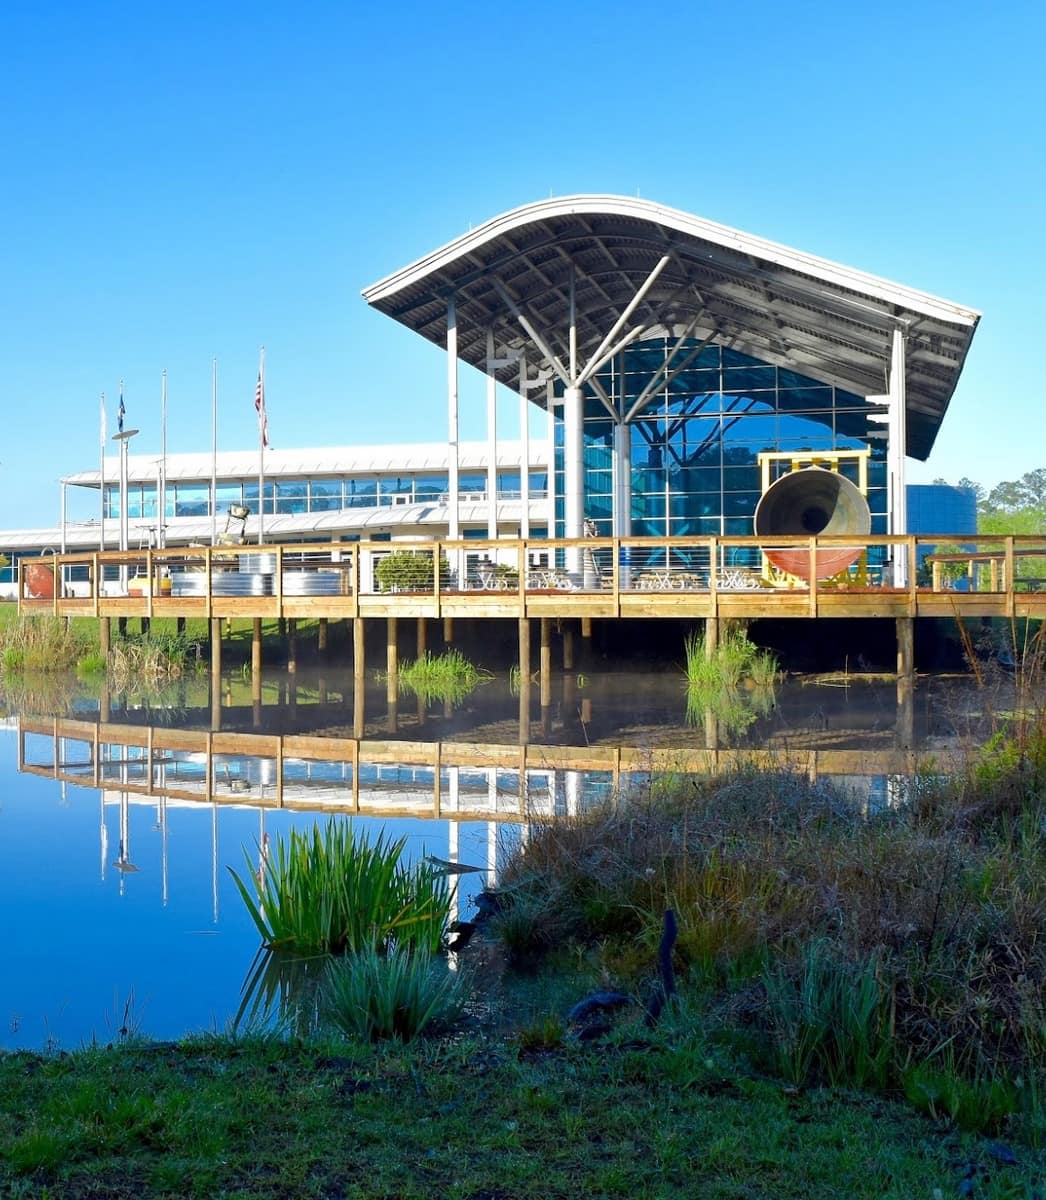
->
[397, 648, 489, 706]
[229, 819, 452, 956]
[489, 727, 1046, 1137]
[106, 631, 201, 684]
[682, 625, 778, 737]
[0, 615, 88, 673]
[2, 1033, 1040, 1198]
[323, 945, 468, 1042]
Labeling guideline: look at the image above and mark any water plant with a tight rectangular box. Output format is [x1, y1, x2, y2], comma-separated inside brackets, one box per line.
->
[107, 632, 199, 685]
[682, 625, 778, 737]
[398, 649, 489, 706]
[682, 625, 778, 690]
[229, 819, 451, 956]
[323, 945, 467, 1042]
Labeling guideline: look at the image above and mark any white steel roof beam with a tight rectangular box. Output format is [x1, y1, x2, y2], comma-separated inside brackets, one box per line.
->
[625, 326, 718, 423]
[491, 279, 572, 387]
[575, 254, 670, 385]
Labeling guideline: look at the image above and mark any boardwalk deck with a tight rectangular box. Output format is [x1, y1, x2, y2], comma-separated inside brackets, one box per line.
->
[16, 534, 1046, 623]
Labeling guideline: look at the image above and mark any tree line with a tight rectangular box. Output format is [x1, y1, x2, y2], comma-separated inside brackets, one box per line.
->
[933, 469, 1046, 534]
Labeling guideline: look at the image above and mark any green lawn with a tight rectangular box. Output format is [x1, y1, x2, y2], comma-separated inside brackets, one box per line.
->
[2, 1031, 1037, 1199]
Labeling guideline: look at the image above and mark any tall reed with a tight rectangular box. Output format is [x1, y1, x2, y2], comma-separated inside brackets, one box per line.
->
[323, 946, 467, 1042]
[229, 819, 451, 956]
[398, 650, 489, 706]
[0, 616, 86, 674]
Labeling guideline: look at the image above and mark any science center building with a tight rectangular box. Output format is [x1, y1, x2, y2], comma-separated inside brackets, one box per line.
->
[0, 196, 979, 592]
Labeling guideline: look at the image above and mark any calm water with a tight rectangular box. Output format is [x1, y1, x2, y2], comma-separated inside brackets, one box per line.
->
[0, 663, 999, 1050]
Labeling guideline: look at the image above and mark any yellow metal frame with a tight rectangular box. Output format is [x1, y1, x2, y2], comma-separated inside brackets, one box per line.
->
[756, 449, 872, 586]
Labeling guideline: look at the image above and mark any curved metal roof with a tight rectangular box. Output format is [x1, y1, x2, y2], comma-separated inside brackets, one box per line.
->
[363, 195, 980, 460]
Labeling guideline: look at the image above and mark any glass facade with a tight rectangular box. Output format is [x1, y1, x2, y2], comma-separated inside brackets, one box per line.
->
[554, 340, 887, 538]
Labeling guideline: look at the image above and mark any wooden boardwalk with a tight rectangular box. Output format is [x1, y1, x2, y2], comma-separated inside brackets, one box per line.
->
[16, 533, 1046, 623]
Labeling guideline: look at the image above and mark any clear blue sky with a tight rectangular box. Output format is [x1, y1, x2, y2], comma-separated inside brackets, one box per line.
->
[1, 0, 1043, 526]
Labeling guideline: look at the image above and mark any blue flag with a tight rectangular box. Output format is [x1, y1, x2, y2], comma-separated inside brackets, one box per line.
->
[118, 392, 125, 434]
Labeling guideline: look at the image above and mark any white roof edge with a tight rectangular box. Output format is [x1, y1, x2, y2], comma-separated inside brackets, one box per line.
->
[363, 194, 980, 328]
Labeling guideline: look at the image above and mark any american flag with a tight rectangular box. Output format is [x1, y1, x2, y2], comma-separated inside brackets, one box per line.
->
[254, 372, 269, 448]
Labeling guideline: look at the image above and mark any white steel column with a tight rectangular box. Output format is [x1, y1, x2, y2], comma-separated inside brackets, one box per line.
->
[888, 327, 908, 586]
[612, 421, 632, 538]
[447, 296, 460, 541]
[563, 385, 584, 538]
[519, 354, 530, 539]
[486, 329, 497, 539]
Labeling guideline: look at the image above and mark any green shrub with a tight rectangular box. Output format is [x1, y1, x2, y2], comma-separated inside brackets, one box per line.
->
[323, 946, 467, 1042]
[374, 549, 450, 593]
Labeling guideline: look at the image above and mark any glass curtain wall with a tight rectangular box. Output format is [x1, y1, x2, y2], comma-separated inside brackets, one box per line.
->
[553, 340, 887, 539]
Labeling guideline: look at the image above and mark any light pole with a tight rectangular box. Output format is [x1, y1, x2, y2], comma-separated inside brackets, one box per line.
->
[112, 427, 139, 592]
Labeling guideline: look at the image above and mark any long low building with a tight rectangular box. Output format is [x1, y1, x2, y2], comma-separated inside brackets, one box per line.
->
[0, 440, 553, 597]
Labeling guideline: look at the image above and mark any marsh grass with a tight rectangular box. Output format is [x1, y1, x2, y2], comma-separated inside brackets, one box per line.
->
[683, 626, 778, 737]
[229, 819, 451, 956]
[323, 946, 467, 1042]
[107, 632, 198, 685]
[494, 736, 1046, 1131]
[762, 940, 894, 1089]
[0, 615, 86, 674]
[397, 649, 490, 706]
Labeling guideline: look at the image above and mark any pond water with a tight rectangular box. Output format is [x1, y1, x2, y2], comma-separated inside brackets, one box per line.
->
[0, 660, 1010, 1051]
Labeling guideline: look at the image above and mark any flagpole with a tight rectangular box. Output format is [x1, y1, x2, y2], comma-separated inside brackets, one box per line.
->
[159, 369, 167, 549]
[258, 346, 265, 545]
[211, 357, 218, 546]
[99, 392, 106, 554]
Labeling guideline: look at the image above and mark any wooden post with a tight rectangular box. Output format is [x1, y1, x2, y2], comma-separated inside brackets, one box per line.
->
[210, 617, 222, 731]
[563, 625, 575, 671]
[318, 617, 328, 655]
[176, 616, 186, 637]
[705, 616, 719, 658]
[443, 615, 453, 644]
[518, 616, 531, 745]
[386, 617, 399, 705]
[287, 618, 297, 674]
[896, 674, 915, 751]
[252, 618, 262, 677]
[896, 616, 915, 682]
[353, 617, 366, 739]
[386, 615, 399, 733]
[416, 617, 427, 725]
[100, 617, 111, 660]
[581, 616, 592, 641]
[141, 617, 150, 637]
[540, 617, 552, 717]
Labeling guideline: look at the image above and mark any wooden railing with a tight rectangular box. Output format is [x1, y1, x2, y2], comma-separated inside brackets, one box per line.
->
[17, 534, 1046, 620]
